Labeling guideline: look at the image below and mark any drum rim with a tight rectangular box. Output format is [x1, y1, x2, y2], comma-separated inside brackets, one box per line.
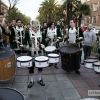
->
[93, 62, 100, 66]
[35, 59, 49, 62]
[60, 44, 80, 54]
[84, 60, 98, 63]
[17, 56, 33, 62]
[48, 55, 59, 58]
[0, 87, 24, 100]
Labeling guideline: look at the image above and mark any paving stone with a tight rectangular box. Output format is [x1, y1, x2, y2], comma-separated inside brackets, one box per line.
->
[45, 88, 64, 100]
[61, 88, 81, 100]
[67, 73, 82, 80]
[57, 80, 74, 89]
[12, 83, 27, 92]
[71, 79, 89, 88]
[0, 84, 12, 88]
[14, 76, 28, 83]
[16, 68, 29, 75]
[26, 90, 46, 100]
[44, 81, 59, 90]
[55, 74, 69, 81]
[43, 75, 56, 82]
[28, 82, 44, 91]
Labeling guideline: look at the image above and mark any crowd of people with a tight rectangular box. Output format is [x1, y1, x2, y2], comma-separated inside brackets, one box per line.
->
[0, 11, 99, 88]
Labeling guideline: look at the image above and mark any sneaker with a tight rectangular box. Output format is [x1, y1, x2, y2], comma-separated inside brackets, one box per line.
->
[37, 80, 45, 86]
[28, 81, 34, 88]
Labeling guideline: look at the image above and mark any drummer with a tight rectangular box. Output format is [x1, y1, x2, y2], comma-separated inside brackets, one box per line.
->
[46, 22, 62, 69]
[0, 12, 10, 47]
[68, 19, 83, 74]
[23, 20, 45, 88]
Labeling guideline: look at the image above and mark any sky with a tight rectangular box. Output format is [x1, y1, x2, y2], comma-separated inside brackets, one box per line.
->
[3, 0, 63, 20]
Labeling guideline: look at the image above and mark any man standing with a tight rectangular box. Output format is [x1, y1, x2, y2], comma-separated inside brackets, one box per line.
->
[83, 24, 97, 60]
[0, 12, 10, 47]
[68, 19, 83, 74]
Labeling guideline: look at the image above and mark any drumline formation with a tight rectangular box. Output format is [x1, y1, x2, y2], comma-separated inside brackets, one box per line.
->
[0, 12, 99, 91]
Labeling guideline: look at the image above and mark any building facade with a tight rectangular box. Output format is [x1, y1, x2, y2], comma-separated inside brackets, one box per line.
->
[82, 0, 100, 29]
[0, 1, 8, 21]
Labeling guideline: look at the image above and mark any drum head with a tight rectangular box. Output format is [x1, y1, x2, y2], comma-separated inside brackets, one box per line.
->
[35, 56, 48, 62]
[48, 53, 59, 58]
[45, 46, 56, 52]
[93, 61, 100, 66]
[0, 88, 24, 100]
[84, 59, 98, 63]
[0, 48, 15, 60]
[17, 56, 32, 62]
[60, 44, 79, 54]
[88, 56, 98, 59]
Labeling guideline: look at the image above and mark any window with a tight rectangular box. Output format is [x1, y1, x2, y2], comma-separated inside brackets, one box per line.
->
[85, 17, 90, 24]
[92, 16, 97, 24]
[93, 3, 99, 11]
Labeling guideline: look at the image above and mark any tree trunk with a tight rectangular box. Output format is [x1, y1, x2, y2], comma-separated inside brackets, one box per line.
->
[67, 3, 70, 26]
[78, 15, 82, 27]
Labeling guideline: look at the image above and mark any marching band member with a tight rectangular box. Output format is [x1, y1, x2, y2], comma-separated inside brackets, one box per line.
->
[68, 19, 83, 74]
[23, 20, 45, 88]
[41, 22, 48, 47]
[0, 12, 10, 47]
[9, 19, 16, 48]
[46, 22, 62, 69]
[47, 22, 62, 51]
[10, 19, 25, 54]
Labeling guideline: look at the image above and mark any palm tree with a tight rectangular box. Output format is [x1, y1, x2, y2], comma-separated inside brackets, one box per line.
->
[39, 0, 59, 22]
[73, 2, 91, 26]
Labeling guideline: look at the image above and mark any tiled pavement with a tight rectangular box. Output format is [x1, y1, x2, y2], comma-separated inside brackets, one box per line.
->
[0, 54, 100, 100]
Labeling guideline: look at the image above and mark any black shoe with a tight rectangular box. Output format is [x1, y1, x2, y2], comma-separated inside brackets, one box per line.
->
[28, 81, 34, 88]
[75, 70, 80, 74]
[96, 72, 100, 74]
[54, 64, 58, 69]
[49, 63, 53, 67]
[37, 80, 45, 86]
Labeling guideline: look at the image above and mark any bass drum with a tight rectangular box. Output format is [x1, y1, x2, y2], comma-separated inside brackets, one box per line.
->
[60, 44, 80, 71]
[0, 48, 16, 81]
[0, 87, 24, 100]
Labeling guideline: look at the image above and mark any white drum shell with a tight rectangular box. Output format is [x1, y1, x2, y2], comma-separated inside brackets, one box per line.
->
[85, 62, 93, 69]
[94, 65, 100, 72]
[48, 54, 59, 63]
[84, 59, 98, 69]
[35, 56, 49, 68]
[17, 61, 32, 68]
[35, 61, 49, 68]
[93, 62, 100, 72]
[17, 56, 33, 68]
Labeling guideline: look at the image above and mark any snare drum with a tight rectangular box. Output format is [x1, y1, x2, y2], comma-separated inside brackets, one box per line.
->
[0, 48, 16, 81]
[45, 46, 56, 53]
[35, 56, 49, 68]
[17, 56, 33, 68]
[84, 59, 98, 69]
[93, 61, 100, 73]
[88, 56, 98, 59]
[48, 53, 59, 63]
[0, 87, 24, 100]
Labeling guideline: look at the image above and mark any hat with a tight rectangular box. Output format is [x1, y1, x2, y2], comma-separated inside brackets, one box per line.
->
[32, 21, 40, 28]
